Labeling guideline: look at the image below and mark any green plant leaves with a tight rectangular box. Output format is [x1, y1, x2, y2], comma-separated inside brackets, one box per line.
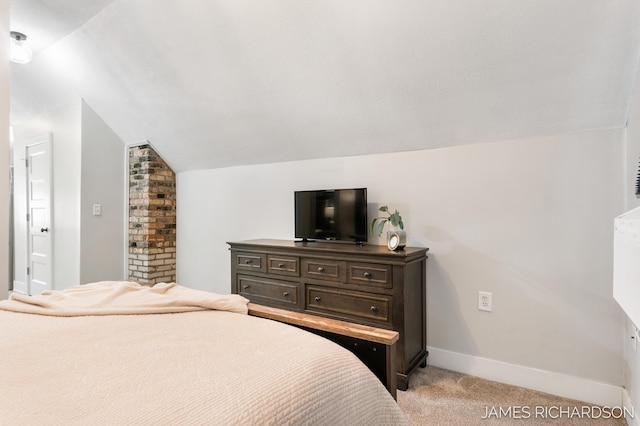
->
[388, 211, 404, 229]
[370, 217, 388, 237]
[370, 206, 404, 237]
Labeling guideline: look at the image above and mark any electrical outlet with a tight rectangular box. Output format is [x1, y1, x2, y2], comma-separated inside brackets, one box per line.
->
[478, 291, 492, 312]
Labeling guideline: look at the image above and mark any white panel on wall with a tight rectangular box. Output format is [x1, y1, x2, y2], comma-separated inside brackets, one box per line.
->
[614, 209, 640, 328]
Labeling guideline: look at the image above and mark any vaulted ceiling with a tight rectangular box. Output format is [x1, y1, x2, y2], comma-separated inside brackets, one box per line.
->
[10, 0, 640, 172]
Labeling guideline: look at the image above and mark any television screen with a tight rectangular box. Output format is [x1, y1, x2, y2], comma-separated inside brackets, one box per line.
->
[295, 188, 367, 243]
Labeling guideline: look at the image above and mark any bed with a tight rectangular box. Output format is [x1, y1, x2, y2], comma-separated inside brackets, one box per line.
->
[0, 281, 408, 425]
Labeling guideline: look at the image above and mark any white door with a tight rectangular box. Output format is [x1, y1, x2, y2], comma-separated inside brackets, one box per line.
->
[13, 135, 53, 295]
[26, 140, 53, 295]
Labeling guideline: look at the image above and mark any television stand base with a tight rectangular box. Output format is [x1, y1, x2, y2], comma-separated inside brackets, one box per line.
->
[294, 238, 365, 246]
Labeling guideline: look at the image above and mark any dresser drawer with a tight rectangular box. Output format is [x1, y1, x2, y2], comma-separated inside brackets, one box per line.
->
[238, 275, 298, 307]
[235, 252, 267, 273]
[306, 286, 391, 325]
[267, 255, 300, 277]
[347, 262, 392, 289]
[302, 258, 346, 282]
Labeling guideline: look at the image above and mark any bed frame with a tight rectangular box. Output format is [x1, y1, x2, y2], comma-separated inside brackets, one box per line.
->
[248, 302, 400, 399]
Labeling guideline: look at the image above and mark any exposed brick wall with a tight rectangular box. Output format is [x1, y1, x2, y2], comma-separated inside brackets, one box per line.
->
[128, 144, 176, 284]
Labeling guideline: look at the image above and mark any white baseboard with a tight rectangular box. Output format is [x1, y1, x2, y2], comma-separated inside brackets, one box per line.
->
[427, 346, 623, 407]
[622, 388, 639, 426]
[12, 280, 26, 295]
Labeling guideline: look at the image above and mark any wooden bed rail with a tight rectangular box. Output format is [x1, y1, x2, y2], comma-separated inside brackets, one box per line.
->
[247, 303, 399, 399]
[247, 303, 399, 345]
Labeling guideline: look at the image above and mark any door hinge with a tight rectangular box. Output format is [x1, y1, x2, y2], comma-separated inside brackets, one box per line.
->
[27, 267, 30, 276]
[25, 159, 29, 168]
[26, 213, 30, 222]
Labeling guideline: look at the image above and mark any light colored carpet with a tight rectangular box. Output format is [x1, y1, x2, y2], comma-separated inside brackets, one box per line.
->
[397, 366, 629, 425]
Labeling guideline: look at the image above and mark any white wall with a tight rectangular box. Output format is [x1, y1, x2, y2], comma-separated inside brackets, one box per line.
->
[12, 99, 125, 290]
[0, 0, 9, 300]
[79, 100, 125, 283]
[13, 101, 83, 288]
[177, 128, 625, 402]
[622, 60, 640, 424]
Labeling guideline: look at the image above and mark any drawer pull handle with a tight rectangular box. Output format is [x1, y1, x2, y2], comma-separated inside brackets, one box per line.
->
[244, 259, 251, 264]
[278, 263, 285, 268]
[314, 296, 321, 303]
[283, 292, 289, 297]
[370, 306, 377, 313]
[317, 267, 324, 273]
[242, 285, 250, 290]
[363, 272, 371, 278]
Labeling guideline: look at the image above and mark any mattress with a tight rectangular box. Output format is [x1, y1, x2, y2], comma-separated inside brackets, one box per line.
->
[0, 282, 408, 425]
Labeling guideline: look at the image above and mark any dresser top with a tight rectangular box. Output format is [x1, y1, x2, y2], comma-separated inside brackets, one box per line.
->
[227, 239, 428, 261]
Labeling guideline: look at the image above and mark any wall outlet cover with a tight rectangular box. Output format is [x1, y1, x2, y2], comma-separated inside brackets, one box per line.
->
[478, 291, 492, 312]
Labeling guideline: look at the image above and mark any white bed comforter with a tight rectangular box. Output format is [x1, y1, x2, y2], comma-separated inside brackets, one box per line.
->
[0, 281, 249, 316]
[0, 282, 408, 425]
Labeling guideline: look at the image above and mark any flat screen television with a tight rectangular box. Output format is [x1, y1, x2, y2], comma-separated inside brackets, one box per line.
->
[295, 188, 368, 243]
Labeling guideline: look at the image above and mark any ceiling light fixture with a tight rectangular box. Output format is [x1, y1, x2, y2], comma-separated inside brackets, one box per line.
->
[10, 31, 33, 64]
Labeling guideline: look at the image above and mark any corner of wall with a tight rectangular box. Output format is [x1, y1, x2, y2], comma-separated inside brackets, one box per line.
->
[0, 0, 9, 299]
[78, 101, 126, 283]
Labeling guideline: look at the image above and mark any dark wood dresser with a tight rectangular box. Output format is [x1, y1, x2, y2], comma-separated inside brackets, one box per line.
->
[228, 239, 428, 390]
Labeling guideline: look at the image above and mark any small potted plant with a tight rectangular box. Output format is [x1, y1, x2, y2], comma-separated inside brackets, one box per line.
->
[370, 206, 406, 251]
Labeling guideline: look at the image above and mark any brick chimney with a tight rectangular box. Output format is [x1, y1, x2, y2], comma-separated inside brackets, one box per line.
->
[128, 144, 176, 284]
